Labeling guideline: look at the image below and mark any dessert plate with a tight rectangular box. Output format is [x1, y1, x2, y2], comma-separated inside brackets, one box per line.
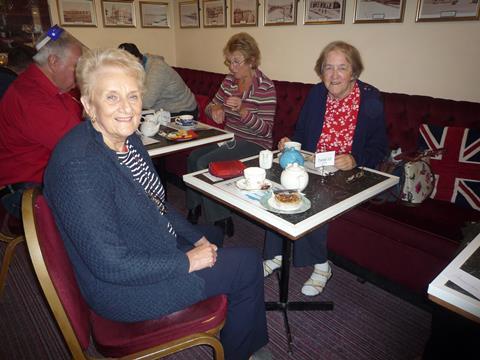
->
[260, 193, 311, 214]
[165, 130, 198, 141]
[236, 179, 272, 191]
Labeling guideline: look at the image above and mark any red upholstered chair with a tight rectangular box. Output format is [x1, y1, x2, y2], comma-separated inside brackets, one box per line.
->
[0, 188, 24, 296]
[22, 188, 227, 359]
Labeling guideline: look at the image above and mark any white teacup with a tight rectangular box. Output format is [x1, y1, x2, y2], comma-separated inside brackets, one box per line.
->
[243, 167, 266, 189]
[284, 141, 302, 151]
[140, 121, 160, 137]
[175, 114, 195, 127]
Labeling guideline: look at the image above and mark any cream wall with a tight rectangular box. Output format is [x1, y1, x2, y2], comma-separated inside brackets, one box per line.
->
[47, 0, 480, 103]
[47, 0, 177, 63]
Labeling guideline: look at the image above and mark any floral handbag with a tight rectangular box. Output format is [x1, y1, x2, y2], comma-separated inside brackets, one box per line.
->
[400, 159, 435, 205]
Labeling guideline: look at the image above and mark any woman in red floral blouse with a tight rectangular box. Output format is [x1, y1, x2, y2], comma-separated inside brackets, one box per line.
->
[263, 41, 388, 296]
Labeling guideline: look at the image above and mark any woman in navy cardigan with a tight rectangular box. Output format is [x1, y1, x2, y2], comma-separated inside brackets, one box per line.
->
[263, 41, 388, 296]
[44, 48, 270, 360]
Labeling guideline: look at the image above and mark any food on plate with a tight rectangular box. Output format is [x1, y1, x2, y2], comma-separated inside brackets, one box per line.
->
[167, 129, 194, 140]
[272, 191, 302, 210]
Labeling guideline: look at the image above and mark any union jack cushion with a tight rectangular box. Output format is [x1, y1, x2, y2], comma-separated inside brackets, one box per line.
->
[419, 124, 480, 211]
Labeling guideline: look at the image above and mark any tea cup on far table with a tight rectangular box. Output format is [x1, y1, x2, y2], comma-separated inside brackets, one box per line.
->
[175, 114, 195, 127]
[243, 167, 266, 190]
[284, 141, 301, 151]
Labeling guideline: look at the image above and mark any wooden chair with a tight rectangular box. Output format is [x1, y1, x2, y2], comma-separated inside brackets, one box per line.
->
[0, 187, 24, 296]
[22, 188, 227, 359]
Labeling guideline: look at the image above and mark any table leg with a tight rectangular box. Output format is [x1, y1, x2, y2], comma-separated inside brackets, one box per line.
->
[265, 236, 334, 353]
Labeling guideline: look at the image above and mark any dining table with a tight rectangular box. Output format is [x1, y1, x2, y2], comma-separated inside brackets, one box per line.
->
[142, 120, 234, 158]
[183, 151, 399, 352]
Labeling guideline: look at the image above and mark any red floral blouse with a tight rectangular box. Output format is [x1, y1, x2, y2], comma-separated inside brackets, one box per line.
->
[316, 82, 360, 155]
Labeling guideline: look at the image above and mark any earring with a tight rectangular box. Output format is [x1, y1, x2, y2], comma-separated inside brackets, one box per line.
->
[90, 115, 96, 123]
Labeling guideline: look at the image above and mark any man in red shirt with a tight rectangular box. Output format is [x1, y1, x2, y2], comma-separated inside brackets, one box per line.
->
[0, 26, 83, 219]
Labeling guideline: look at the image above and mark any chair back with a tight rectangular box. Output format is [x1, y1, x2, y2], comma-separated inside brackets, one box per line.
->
[22, 189, 90, 359]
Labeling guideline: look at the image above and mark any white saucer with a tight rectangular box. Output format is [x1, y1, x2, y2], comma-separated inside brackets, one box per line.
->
[260, 193, 311, 214]
[304, 161, 338, 175]
[235, 178, 272, 191]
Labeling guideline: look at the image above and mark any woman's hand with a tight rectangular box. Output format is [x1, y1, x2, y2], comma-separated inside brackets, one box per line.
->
[187, 242, 218, 272]
[210, 104, 225, 124]
[193, 236, 210, 247]
[335, 154, 357, 171]
[225, 96, 242, 112]
[278, 137, 291, 151]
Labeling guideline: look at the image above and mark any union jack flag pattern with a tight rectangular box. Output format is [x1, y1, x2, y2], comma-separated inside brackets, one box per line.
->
[419, 124, 480, 211]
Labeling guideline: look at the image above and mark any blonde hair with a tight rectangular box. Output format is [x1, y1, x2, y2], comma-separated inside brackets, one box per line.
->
[223, 32, 261, 69]
[75, 48, 145, 102]
[314, 41, 364, 80]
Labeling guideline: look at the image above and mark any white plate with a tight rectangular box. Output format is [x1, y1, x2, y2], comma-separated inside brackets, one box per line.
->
[304, 161, 338, 175]
[260, 193, 311, 214]
[236, 178, 272, 191]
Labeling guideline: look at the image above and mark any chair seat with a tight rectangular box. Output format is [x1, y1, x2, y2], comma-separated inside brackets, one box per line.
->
[92, 294, 227, 357]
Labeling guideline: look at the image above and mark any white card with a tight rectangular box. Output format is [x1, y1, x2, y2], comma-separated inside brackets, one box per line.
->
[314, 151, 335, 167]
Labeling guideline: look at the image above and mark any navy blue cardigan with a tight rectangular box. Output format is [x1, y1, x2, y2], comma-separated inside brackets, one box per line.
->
[293, 80, 388, 169]
[44, 121, 206, 322]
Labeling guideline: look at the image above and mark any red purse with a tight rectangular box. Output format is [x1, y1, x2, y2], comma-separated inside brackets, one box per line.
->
[208, 160, 246, 179]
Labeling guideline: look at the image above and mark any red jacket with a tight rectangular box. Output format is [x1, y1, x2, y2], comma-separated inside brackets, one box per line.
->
[0, 63, 82, 185]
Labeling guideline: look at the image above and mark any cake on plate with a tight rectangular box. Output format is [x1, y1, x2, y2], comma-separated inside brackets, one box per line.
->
[269, 191, 302, 211]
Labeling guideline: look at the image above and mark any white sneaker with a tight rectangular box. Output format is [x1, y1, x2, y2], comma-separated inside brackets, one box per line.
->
[301, 262, 332, 296]
[263, 256, 282, 277]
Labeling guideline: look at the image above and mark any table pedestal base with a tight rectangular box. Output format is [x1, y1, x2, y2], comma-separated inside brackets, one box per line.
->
[265, 237, 334, 354]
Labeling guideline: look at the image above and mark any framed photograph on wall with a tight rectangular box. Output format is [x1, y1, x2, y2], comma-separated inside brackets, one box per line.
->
[179, 1, 200, 28]
[203, 0, 226, 28]
[304, 0, 345, 25]
[231, 0, 258, 27]
[416, 0, 480, 22]
[57, 0, 97, 26]
[139, 1, 169, 28]
[101, 0, 136, 27]
[353, 0, 405, 24]
[264, 0, 297, 26]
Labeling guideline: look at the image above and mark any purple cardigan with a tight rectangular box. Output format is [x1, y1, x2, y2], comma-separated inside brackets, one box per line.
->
[293, 80, 388, 169]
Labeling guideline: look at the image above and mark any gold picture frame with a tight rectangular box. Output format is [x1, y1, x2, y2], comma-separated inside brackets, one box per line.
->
[203, 0, 227, 28]
[139, 1, 169, 28]
[57, 0, 98, 27]
[353, 0, 405, 24]
[179, 1, 200, 28]
[304, 0, 345, 25]
[231, 0, 258, 27]
[416, 0, 480, 22]
[101, 0, 136, 27]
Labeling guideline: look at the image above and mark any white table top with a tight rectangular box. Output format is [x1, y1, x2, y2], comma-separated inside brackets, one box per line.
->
[183, 153, 399, 240]
[143, 122, 234, 157]
[428, 233, 480, 323]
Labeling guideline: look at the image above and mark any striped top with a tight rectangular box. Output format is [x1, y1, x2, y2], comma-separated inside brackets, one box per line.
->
[212, 69, 276, 150]
[117, 140, 176, 237]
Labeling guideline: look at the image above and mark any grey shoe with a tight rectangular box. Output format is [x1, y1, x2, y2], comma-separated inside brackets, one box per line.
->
[251, 346, 273, 360]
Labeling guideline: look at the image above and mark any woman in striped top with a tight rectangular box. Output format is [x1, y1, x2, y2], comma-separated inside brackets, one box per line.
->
[186, 33, 277, 236]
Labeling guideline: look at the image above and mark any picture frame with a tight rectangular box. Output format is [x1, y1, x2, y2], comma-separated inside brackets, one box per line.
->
[264, 0, 297, 26]
[101, 0, 136, 27]
[353, 0, 405, 24]
[416, 0, 480, 22]
[139, 1, 169, 28]
[231, 0, 258, 27]
[304, 0, 345, 25]
[203, 0, 226, 28]
[56, 0, 98, 26]
[179, 1, 200, 28]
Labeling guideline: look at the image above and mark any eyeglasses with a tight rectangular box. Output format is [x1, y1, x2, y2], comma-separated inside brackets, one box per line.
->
[322, 64, 351, 74]
[35, 25, 64, 51]
[224, 58, 246, 67]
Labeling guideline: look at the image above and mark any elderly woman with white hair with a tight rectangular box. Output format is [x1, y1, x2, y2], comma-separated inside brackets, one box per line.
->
[43, 48, 271, 360]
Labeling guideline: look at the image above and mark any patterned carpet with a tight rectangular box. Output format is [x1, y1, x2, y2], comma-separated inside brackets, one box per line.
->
[0, 183, 432, 359]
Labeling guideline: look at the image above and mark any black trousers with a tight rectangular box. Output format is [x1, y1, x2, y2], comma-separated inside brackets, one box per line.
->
[178, 225, 269, 360]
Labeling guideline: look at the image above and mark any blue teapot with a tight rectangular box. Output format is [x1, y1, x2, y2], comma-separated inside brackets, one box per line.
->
[279, 147, 304, 169]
